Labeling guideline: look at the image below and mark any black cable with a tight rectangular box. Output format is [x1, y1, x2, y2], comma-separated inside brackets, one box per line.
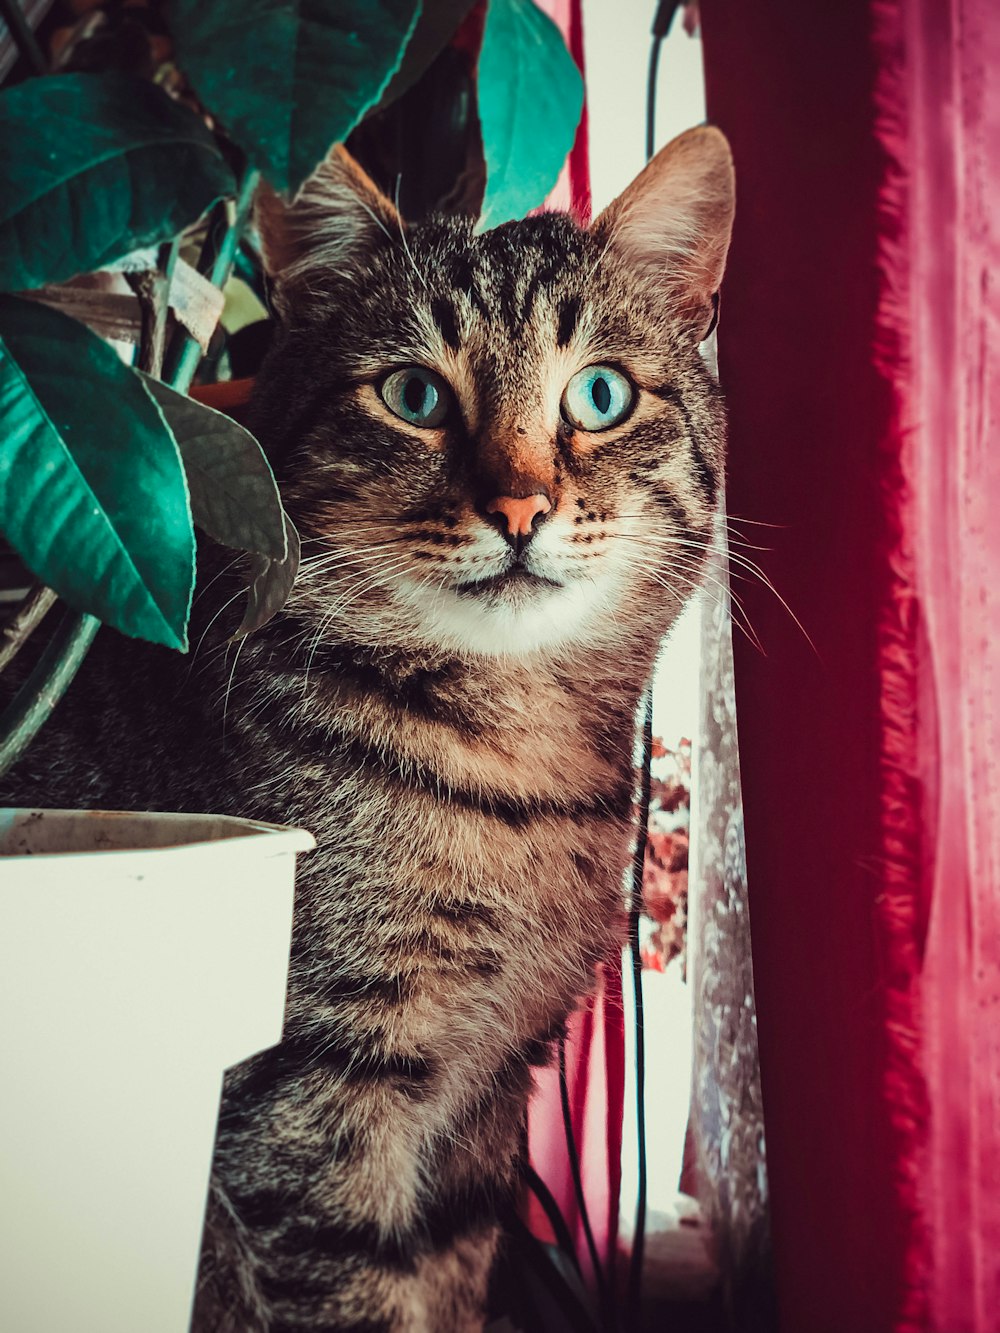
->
[651, 0, 683, 35]
[558, 1033, 615, 1330]
[626, 7, 678, 1320]
[646, 2, 683, 161]
[524, 1162, 585, 1277]
[645, 36, 662, 164]
[506, 1212, 602, 1333]
[625, 693, 653, 1333]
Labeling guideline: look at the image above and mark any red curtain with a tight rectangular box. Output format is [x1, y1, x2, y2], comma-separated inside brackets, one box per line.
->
[702, 1, 1000, 1329]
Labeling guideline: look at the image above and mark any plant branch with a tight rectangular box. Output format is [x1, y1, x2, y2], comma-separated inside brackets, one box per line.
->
[0, 608, 100, 777]
[0, 584, 57, 673]
[125, 268, 169, 376]
[163, 168, 261, 392]
[0, 0, 48, 76]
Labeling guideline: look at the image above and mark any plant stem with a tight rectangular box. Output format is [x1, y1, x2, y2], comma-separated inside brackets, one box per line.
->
[0, 0, 48, 76]
[0, 584, 57, 673]
[163, 169, 261, 392]
[125, 268, 169, 376]
[0, 609, 100, 776]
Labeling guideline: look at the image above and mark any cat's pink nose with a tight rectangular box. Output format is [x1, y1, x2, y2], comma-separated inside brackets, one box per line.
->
[485, 493, 552, 539]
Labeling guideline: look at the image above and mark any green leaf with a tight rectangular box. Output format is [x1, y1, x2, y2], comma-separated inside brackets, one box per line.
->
[0, 297, 195, 650]
[477, 0, 584, 230]
[171, 0, 422, 195]
[235, 515, 301, 637]
[0, 73, 235, 292]
[372, 0, 477, 113]
[138, 374, 286, 560]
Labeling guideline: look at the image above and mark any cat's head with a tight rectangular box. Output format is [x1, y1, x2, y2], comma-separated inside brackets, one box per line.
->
[251, 128, 734, 660]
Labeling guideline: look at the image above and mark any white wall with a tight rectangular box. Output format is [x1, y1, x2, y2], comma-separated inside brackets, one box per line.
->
[584, 2, 706, 217]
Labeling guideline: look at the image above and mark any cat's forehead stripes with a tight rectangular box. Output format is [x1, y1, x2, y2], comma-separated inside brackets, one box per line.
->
[430, 297, 461, 353]
[419, 220, 596, 352]
[359, 226, 607, 444]
[556, 297, 581, 348]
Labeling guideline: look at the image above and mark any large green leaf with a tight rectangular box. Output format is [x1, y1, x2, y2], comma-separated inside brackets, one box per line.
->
[139, 374, 286, 559]
[0, 73, 235, 292]
[0, 297, 195, 650]
[477, 0, 583, 230]
[171, 0, 421, 195]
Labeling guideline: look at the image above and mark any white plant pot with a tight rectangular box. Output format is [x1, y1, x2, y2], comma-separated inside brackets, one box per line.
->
[0, 808, 315, 1333]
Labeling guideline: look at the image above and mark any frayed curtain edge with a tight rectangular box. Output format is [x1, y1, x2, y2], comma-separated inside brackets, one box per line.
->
[870, 2, 932, 1328]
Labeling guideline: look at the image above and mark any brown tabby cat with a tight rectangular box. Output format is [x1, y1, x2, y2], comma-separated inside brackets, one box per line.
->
[0, 126, 733, 1331]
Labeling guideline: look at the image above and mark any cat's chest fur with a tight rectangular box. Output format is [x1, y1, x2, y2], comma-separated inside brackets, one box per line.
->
[217, 628, 638, 1058]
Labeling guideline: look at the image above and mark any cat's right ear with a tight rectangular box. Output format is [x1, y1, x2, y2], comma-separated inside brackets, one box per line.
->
[591, 125, 735, 340]
[255, 146, 402, 317]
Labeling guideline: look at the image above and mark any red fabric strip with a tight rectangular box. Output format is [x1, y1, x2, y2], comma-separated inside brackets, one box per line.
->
[869, 1, 932, 1326]
[882, 1, 1000, 1325]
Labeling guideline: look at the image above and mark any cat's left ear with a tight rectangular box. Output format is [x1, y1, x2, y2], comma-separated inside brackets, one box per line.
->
[592, 125, 734, 339]
[255, 145, 402, 318]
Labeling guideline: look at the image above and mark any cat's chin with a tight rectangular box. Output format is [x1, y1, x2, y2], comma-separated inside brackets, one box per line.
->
[396, 572, 623, 658]
[452, 567, 562, 598]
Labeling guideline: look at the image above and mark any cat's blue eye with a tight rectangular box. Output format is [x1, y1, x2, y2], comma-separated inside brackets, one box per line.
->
[380, 367, 451, 428]
[561, 365, 634, 432]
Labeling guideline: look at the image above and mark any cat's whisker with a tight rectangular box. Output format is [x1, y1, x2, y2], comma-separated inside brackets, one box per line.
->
[393, 174, 429, 291]
[602, 527, 811, 652]
[657, 537, 814, 653]
[726, 513, 788, 530]
[638, 554, 763, 652]
[321, 567, 412, 633]
[188, 586, 249, 674]
[298, 556, 413, 694]
[644, 566, 765, 655]
[607, 538, 765, 653]
[300, 614, 337, 696]
[299, 538, 400, 561]
[351, 192, 395, 245]
[301, 524, 419, 541]
[712, 550, 816, 653]
[613, 514, 770, 553]
[721, 525, 773, 552]
[219, 634, 249, 742]
[193, 553, 246, 605]
[323, 554, 412, 612]
[298, 543, 407, 579]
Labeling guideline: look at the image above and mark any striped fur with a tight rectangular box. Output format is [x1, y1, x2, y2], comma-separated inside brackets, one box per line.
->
[0, 129, 733, 1330]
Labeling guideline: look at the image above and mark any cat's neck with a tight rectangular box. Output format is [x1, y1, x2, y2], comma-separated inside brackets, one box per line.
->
[236, 618, 649, 811]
